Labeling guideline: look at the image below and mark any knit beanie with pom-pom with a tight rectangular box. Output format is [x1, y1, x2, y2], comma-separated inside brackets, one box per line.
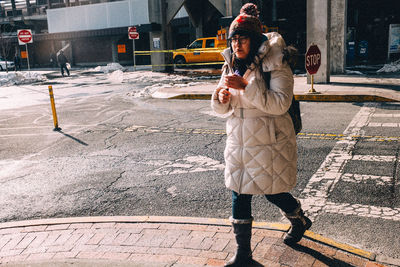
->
[228, 3, 263, 39]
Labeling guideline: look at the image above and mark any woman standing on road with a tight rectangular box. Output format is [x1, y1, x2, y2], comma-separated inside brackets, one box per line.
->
[211, 4, 312, 266]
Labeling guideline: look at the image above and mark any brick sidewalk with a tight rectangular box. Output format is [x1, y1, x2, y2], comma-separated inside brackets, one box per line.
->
[0, 216, 390, 266]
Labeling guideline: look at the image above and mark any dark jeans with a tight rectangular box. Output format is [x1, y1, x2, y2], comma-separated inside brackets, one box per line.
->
[60, 63, 70, 76]
[232, 191, 298, 220]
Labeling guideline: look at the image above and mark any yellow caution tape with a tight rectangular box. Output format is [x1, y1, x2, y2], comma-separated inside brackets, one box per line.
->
[133, 62, 224, 67]
[132, 48, 227, 67]
[134, 48, 226, 54]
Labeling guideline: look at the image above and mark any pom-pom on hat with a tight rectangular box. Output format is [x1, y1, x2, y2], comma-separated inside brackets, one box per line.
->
[228, 3, 263, 39]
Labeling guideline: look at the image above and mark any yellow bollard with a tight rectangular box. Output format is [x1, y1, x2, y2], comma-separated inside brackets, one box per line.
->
[48, 85, 61, 131]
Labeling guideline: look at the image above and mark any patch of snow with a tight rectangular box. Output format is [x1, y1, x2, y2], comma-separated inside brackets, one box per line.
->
[0, 72, 46, 87]
[351, 65, 382, 70]
[123, 71, 218, 83]
[107, 70, 124, 83]
[122, 70, 218, 98]
[345, 70, 364, 75]
[128, 81, 211, 98]
[377, 59, 400, 73]
[93, 63, 126, 73]
[129, 83, 168, 98]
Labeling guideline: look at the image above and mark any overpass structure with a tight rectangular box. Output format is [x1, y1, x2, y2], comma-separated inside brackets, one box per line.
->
[148, 0, 347, 83]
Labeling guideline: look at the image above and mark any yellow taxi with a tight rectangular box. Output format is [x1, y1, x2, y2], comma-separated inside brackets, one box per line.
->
[173, 29, 227, 66]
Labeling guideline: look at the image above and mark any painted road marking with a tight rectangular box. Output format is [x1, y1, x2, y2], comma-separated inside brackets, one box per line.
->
[143, 155, 225, 176]
[368, 122, 399, 127]
[0, 124, 99, 130]
[372, 114, 400, 118]
[125, 125, 226, 135]
[299, 103, 400, 221]
[123, 125, 400, 142]
[341, 173, 393, 186]
[324, 202, 400, 221]
[351, 155, 396, 162]
[368, 113, 400, 128]
[2, 122, 399, 142]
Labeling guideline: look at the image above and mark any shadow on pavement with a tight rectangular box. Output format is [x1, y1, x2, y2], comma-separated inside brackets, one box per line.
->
[57, 130, 88, 146]
[289, 243, 354, 267]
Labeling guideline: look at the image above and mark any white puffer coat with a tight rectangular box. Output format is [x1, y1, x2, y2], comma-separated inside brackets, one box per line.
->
[211, 32, 297, 195]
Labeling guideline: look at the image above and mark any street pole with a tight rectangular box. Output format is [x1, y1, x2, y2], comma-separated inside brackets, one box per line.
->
[133, 39, 136, 71]
[309, 74, 316, 93]
[25, 44, 30, 72]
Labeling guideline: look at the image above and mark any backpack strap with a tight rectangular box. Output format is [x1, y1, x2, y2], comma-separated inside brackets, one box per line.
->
[258, 63, 271, 90]
[258, 61, 302, 135]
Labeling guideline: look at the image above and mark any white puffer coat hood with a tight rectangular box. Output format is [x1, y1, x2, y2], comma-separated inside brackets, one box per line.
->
[211, 32, 297, 195]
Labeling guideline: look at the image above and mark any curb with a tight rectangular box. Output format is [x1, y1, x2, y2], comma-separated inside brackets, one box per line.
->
[294, 94, 398, 102]
[169, 94, 212, 100]
[167, 93, 399, 102]
[0, 216, 376, 261]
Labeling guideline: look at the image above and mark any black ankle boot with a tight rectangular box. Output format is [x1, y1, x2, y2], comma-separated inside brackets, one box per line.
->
[225, 217, 256, 267]
[282, 200, 312, 245]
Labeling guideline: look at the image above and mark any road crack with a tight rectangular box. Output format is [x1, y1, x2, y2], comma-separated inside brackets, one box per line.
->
[105, 171, 126, 191]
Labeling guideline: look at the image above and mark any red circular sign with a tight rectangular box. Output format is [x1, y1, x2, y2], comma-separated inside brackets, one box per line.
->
[128, 27, 139, 39]
[305, 44, 321, 75]
[18, 30, 32, 43]
[129, 32, 139, 39]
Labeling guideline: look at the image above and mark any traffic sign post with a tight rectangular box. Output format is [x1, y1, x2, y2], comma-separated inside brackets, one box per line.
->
[128, 26, 139, 71]
[24, 44, 31, 72]
[305, 44, 321, 93]
[17, 29, 33, 71]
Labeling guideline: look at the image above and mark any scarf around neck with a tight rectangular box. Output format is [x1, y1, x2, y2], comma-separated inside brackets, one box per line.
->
[232, 56, 251, 77]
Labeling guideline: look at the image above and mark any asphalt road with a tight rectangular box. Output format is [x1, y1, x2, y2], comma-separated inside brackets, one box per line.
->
[0, 70, 399, 261]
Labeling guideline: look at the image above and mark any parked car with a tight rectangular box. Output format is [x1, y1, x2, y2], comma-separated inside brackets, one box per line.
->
[173, 36, 227, 67]
[0, 58, 15, 71]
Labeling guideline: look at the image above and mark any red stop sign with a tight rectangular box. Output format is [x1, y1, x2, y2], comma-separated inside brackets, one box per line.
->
[305, 44, 321, 75]
[128, 27, 139, 40]
[18, 29, 33, 44]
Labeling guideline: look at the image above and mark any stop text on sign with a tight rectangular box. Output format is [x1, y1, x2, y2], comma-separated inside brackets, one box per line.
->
[306, 54, 320, 67]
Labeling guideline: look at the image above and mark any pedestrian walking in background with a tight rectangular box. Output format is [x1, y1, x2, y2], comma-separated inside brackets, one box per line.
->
[57, 50, 70, 77]
[50, 52, 57, 68]
[14, 53, 21, 71]
[211, 3, 312, 266]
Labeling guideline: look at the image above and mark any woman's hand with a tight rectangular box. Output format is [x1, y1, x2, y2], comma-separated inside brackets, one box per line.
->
[218, 88, 231, 104]
[224, 74, 248, 90]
